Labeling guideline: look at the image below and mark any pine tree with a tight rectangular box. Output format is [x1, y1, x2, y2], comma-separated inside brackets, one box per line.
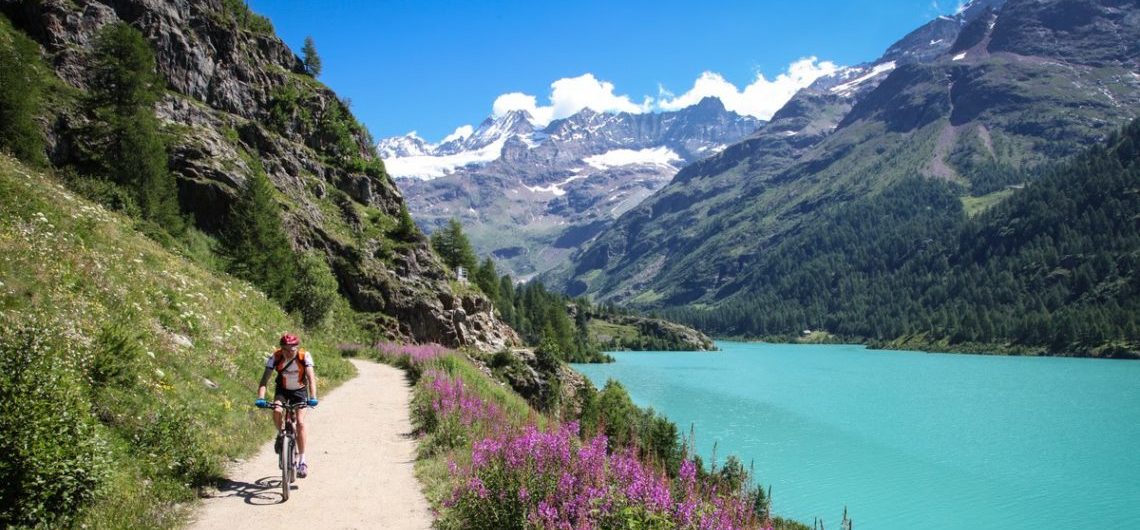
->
[473, 257, 499, 300]
[89, 23, 183, 232]
[392, 203, 420, 242]
[430, 218, 478, 272]
[302, 35, 322, 77]
[290, 250, 339, 328]
[223, 167, 297, 306]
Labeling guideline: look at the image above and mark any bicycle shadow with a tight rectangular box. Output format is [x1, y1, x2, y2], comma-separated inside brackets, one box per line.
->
[204, 476, 294, 505]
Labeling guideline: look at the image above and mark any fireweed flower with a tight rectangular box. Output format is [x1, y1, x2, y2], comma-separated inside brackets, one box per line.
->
[376, 341, 448, 365]
[421, 365, 763, 528]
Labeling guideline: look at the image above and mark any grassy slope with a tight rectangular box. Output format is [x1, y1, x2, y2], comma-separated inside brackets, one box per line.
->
[0, 154, 355, 527]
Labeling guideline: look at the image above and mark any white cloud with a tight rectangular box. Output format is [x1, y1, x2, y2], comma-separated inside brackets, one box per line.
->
[419, 57, 841, 143]
[657, 57, 840, 120]
[441, 124, 473, 144]
[492, 73, 652, 126]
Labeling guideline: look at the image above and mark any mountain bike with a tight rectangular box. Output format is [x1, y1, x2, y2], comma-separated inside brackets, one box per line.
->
[257, 401, 308, 501]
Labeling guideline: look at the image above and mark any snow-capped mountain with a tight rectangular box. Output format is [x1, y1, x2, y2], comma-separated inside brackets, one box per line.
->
[379, 97, 762, 278]
[802, 0, 1007, 100]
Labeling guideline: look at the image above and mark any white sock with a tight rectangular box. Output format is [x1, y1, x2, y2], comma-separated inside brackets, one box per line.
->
[298, 454, 306, 464]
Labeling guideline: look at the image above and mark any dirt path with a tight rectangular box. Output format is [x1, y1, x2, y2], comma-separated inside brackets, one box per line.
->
[189, 359, 433, 530]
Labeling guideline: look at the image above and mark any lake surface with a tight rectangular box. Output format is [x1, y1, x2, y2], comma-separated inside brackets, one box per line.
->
[573, 342, 1140, 529]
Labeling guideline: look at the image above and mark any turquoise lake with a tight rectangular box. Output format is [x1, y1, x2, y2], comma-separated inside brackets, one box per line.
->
[572, 342, 1140, 529]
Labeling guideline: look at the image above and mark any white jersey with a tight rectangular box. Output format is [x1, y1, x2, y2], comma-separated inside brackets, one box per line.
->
[266, 349, 314, 390]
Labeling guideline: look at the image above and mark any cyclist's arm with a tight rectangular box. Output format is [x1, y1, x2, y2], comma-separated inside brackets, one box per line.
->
[257, 367, 273, 399]
[306, 366, 317, 400]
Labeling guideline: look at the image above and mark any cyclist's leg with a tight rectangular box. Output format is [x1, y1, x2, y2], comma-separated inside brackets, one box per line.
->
[271, 391, 285, 430]
[296, 406, 307, 456]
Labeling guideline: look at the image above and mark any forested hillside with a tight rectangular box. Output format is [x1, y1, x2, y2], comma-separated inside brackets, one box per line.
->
[431, 217, 713, 361]
[547, 0, 1140, 356]
[665, 121, 1140, 357]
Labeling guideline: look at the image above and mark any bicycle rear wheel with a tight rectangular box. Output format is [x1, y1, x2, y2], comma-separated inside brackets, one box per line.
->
[280, 436, 293, 501]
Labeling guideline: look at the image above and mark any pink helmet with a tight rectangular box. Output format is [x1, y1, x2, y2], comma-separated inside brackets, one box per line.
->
[280, 334, 300, 347]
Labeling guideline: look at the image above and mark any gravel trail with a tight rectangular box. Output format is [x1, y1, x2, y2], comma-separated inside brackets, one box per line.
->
[189, 359, 433, 529]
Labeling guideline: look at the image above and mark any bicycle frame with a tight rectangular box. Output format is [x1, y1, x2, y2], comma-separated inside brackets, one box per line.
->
[266, 402, 307, 502]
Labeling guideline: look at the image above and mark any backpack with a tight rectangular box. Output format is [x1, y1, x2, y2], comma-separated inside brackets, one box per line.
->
[272, 348, 308, 388]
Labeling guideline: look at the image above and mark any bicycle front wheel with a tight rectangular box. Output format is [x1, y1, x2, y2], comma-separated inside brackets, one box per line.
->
[280, 436, 293, 501]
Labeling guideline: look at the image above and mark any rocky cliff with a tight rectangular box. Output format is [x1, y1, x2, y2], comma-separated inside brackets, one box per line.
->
[1, 0, 519, 351]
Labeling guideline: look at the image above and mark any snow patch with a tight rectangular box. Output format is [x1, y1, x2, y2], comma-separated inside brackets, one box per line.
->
[583, 147, 681, 170]
[524, 174, 588, 196]
[385, 137, 508, 179]
[929, 39, 944, 45]
[829, 61, 896, 96]
[952, 52, 967, 61]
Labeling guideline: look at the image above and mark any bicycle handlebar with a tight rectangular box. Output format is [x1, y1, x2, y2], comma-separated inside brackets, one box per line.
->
[258, 402, 309, 410]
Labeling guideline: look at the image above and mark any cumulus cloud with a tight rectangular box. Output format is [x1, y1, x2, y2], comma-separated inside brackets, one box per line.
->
[440, 124, 473, 144]
[474, 57, 839, 138]
[657, 57, 839, 120]
[492, 73, 652, 126]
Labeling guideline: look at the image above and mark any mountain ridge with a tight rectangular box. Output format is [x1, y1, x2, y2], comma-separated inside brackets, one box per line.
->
[382, 97, 763, 278]
[544, 0, 1140, 354]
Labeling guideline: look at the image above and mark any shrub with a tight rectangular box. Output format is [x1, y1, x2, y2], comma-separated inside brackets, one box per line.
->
[490, 348, 516, 369]
[90, 321, 145, 390]
[220, 0, 274, 34]
[129, 404, 219, 487]
[62, 172, 141, 217]
[0, 19, 46, 165]
[0, 323, 110, 528]
[582, 379, 636, 449]
[391, 203, 421, 242]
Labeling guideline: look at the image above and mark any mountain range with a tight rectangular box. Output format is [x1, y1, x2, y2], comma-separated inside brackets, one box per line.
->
[539, 0, 1140, 353]
[379, 97, 762, 278]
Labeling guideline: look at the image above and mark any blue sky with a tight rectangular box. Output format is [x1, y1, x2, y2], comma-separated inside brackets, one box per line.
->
[247, 0, 965, 143]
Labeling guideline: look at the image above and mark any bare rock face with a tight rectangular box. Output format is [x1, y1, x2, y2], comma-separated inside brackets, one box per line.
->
[5, 0, 519, 351]
[464, 347, 585, 416]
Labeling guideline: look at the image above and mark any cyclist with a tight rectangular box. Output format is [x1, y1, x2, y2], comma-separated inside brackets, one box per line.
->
[256, 333, 319, 478]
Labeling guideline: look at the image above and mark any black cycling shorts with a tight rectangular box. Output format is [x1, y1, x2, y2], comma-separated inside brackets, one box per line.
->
[274, 386, 309, 405]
